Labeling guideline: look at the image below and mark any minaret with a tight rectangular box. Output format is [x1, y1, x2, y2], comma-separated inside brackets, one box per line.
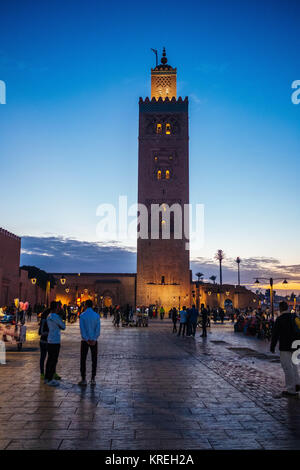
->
[151, 48, 177, 100]
[136, 49, 191, 311]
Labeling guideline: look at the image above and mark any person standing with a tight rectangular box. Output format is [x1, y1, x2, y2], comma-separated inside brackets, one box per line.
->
[160, 306, 165, 320]
[27, 304, 32, 322]
[44, 301, 66, 387]
[219, 307, 225, 324]
[271, 301, 300, 398]
[200, 304, 208, 338]
[171, 307, 178, 333]
[78, 300, 101, 386]
[38, 307, 50, 380]
[177, 306, 187, 337]
[190, 305, 198, 337]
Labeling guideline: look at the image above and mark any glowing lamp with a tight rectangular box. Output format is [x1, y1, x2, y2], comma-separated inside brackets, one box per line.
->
[60, 275, 66, 285]
[31, 278, 37, 285]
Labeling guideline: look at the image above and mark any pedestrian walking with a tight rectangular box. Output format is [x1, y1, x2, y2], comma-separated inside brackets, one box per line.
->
[177, 306, 187, 337]
[200, 304, 208, 338]
[44, 301, 66, 387]
[271, 301, 300, 398]
[78, 300, 101, 386]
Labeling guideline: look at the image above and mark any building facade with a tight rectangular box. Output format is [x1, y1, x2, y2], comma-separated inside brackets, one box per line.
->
[53, 273, 136, 309]
[0, 228, 21, 306]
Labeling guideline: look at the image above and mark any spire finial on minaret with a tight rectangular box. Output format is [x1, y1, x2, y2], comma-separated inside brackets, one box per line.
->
[161, 47, 167, 65]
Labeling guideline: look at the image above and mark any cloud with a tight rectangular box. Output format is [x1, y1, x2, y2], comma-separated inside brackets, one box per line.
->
[21, 236, 136, 273]
[190, 255, 300, 287]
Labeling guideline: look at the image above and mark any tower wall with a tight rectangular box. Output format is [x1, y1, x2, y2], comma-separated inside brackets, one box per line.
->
[136, 97, 191, 311]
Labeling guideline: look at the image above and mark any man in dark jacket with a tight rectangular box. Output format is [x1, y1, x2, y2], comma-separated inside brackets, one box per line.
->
[271, 301, 300, 397]
[39, 308, 50, 379]
[190, 305, 198, 337]
[200, 304, 208, 338]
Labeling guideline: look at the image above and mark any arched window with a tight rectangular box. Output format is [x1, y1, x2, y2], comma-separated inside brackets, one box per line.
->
[156, 123, 162, 134]
[165, 170, 170, 179]
[157, 170, 162, 180]
[166, 123, 171, 134]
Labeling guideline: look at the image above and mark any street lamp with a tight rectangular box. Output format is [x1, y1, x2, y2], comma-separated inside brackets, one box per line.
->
[60, 275, 66, 285]
[31, 278, 37, 285]
[254, 277, 289, 317]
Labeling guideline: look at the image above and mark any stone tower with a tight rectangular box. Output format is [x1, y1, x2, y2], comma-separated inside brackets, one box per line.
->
[136, 49, 191, 311]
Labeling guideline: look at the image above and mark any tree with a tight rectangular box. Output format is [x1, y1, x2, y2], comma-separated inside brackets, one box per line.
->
[195, 272, 204, 282]
[235, 257, 241, 286]
[209, 275, 217, 284]
[214, 249, 225, 285]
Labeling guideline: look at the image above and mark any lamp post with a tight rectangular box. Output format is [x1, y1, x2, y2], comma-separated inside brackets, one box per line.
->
[236, 257, 241, 286]
[31, 278, 38, 307]
[254, 277, 289, 317]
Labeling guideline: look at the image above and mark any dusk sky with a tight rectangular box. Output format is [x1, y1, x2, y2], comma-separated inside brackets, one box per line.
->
[1, 0, 300, 291]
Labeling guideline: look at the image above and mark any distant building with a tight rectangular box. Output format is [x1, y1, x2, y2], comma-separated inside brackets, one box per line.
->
[0, 228, 21, 305]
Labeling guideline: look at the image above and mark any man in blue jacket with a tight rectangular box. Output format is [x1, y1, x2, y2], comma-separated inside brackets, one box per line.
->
[78, 300, 101, 386]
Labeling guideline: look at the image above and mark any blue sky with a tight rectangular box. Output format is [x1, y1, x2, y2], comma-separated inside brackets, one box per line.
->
[0, 0, 300, 287]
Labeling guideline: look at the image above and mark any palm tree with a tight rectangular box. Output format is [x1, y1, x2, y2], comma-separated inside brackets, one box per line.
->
[214, 249, 225, 285]
[195, 272, 204, 283]
[209, 275, 217, 284]
[236, 257, 241, 286]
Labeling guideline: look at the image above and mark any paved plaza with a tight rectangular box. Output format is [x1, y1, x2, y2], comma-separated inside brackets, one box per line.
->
[1, 318, 300, 450]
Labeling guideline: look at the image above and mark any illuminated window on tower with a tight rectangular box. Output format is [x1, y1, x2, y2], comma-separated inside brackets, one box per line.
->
[156, 123, 162, 134]
[166, 123, 171, 134]
[157, 170, 162, 180]
[165, 170, 170, 179]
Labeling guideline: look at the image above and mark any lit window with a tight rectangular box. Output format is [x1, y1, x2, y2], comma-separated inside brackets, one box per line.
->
[156, 123, 162, 134]
[166, 123, 171, 134]
[169, 156, 173, 160]
[165, 170, 170, 179]
[154, 155, 158, 161]
[157, 170, 162, 180]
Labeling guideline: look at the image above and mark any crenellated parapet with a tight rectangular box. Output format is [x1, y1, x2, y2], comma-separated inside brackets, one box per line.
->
[139, 96, 188, 103]
[139, 96, 188, 113]
[0, 227, 21, 241]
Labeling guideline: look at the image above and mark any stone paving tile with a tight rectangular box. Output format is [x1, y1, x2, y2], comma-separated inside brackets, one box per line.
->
[256, 439, 300, 450]
[208, 438, 263, 449]
[6, 439, 62, 450]
[111, 439, 162, 450]
[40, 429, 89, 439]
[60, 439, 112, 450]
[0, 429, 43, 440]
[0, 440, 10, 450]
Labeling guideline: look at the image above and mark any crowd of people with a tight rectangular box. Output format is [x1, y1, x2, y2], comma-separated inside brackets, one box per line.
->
[234, 308, 275, 340]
